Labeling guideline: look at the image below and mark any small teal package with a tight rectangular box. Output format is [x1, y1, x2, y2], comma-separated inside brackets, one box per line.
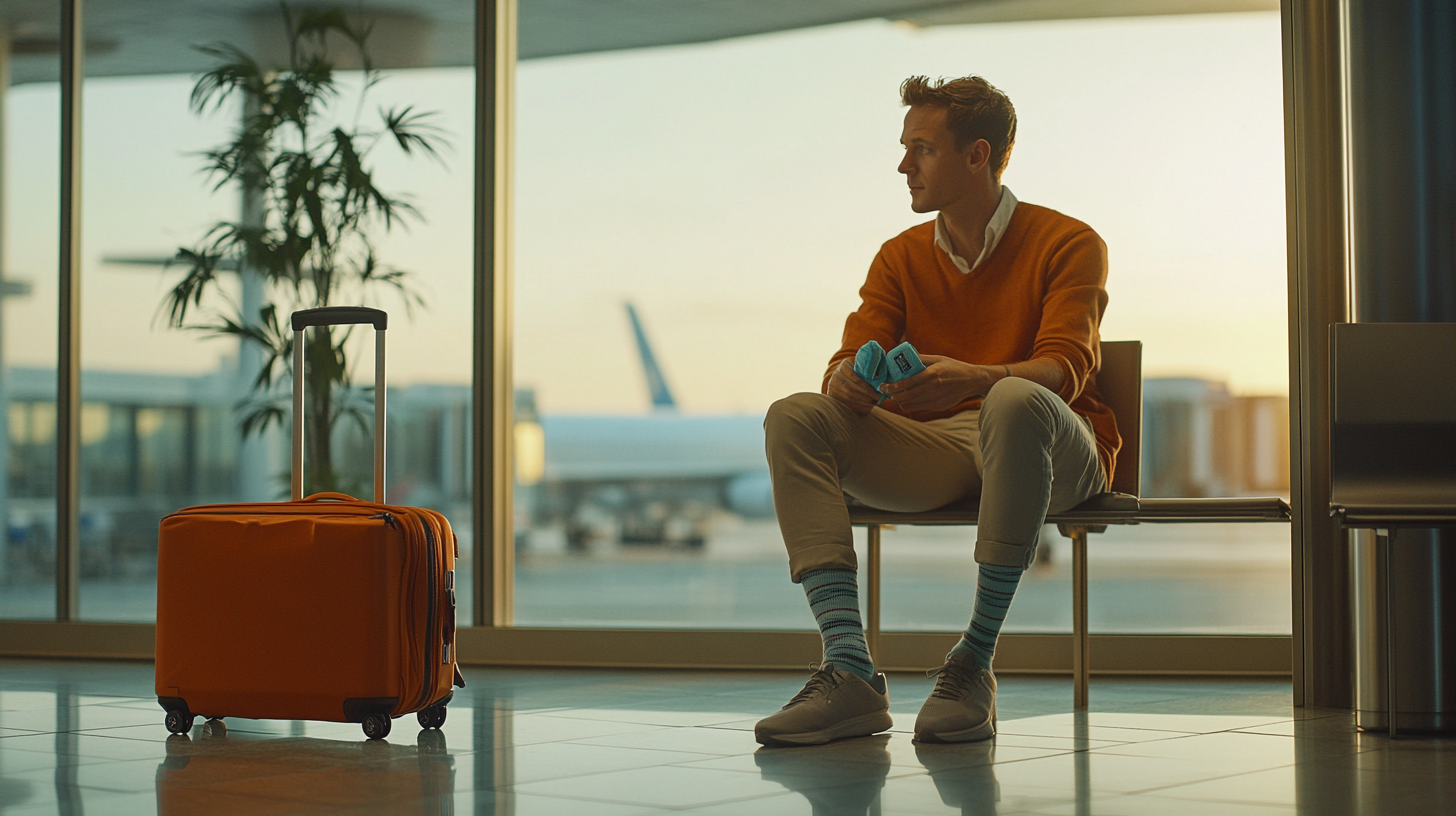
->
[853, 340, 927, 403]
[884, 342, 927, 381]
[853, 341, 890, 395]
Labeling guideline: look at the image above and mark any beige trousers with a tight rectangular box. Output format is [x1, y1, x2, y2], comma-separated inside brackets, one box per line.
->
[765, 377, 1106, 579]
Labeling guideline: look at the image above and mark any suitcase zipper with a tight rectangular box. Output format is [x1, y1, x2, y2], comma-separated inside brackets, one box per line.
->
[443, 570, 456, 665]
[416, 518, 438, 710]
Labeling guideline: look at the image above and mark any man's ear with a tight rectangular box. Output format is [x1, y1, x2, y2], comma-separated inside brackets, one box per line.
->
[963, 139, 992, 174]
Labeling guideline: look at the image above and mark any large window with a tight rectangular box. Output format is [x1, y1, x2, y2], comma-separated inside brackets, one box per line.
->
[1, 10, 59, 618]
[71, 0, 475, 622]
[513, 12, 1290, 633]
[1, 4, 1293, 648]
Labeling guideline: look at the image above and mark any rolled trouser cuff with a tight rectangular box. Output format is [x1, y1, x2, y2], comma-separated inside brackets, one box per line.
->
[974, 538, 1037, 569]
[788, 542, 859, 583]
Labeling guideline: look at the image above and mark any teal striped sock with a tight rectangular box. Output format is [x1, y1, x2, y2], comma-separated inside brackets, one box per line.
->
[950, 564, 1025, 670]
[801, 569, 876, 682]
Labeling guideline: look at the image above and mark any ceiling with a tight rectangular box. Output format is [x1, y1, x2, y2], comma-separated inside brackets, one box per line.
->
[0, 0, 1277, 85]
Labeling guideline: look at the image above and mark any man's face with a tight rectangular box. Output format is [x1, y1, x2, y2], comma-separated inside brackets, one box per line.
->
[898, 105, 982, 214]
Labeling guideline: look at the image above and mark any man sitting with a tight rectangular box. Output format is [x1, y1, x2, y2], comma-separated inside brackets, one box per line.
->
[755, 75, 1120, 746]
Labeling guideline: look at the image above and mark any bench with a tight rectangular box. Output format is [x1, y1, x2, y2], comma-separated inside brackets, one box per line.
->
[847, 341, 1292, 708]
[1328, 322, 1456, 737]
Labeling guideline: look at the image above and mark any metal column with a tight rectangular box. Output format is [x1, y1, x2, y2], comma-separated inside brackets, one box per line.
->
[55, 0, 83, 621]
[1281, 0, 1353, 708]
[474, 0, 517, 627]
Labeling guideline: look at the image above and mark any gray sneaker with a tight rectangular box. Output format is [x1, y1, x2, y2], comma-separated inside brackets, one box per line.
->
[755, 662, 893, 746]
[914, 652, 996, 743]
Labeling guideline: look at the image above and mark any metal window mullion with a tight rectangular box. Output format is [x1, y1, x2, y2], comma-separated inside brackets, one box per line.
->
[56, 0, 83, 622]
[1281, 0, 1352, 708]
[474, 0, 517, 627]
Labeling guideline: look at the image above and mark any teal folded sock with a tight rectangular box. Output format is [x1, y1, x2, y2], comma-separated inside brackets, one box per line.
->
[884, 341, 926, 381]
[853, 340, 890, 395]
[854, 340, 927, 404]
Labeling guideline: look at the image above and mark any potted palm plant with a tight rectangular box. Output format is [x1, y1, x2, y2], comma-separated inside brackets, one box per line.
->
[163, 5, 446, 495]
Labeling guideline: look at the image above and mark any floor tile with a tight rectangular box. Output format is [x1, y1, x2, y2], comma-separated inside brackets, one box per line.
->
[0, 745, 122, 774]
[6, 660, 1456, 815]
[0, 702, 161, 732]
[989, 749, 1290, 797]
[537, 707, 760, 727]
[997, 714, 1191, 744]
[506, 740, 721, 784]
[877, 768, 1076, 815]
[1147, 765, 1298, 807]
[688, 793, 819, 815]
[1090, 730, 1305, 767]
[476, 711, 668, 747]
[1031, 792, 1298, 815]
[568, 724, 763, 755]
[509, 763, 856, 809]
[2, 731, 172, 761]
[2, 790, 162, 816]
[993, 732, 1133, 751]
[461, 790, 674, 814]
[4, 757, 163, 795]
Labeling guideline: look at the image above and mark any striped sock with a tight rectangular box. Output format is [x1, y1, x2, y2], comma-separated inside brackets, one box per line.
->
[950, 564, 1026, 670]
[801, 569, 876, 682]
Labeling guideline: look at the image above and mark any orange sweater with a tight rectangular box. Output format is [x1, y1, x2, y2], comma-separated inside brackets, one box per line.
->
[823, 203, 1121, 484]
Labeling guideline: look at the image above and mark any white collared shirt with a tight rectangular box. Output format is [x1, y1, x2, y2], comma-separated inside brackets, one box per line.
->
[934, 186, 1019, 275]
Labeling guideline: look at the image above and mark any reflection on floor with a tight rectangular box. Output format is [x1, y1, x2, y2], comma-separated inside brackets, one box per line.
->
[0, 659, 1450, 814]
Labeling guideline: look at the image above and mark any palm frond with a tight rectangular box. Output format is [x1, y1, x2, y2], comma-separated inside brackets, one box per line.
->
[189, 43, 265, 114]
[380, 106, 449, 165]
[172, 2, 443, 453]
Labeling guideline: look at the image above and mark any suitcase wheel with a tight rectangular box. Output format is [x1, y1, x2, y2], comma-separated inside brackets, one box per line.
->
[362, 713, 392, 740]
[164, 710, 195, 735]
[417, 704, 447, 730]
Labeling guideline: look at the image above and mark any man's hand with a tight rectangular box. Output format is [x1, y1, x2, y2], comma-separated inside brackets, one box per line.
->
[879, 355, 996, 414]
[827, 358, 883, 416]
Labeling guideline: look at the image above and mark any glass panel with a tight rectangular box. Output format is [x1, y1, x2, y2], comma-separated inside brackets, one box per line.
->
[78, 1, 475, 622]
[515, 12, 1289, 633]
[1, 6, 60, 618]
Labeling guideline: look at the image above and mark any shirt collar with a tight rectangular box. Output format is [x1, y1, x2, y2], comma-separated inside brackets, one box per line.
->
[934, 186, 1019, 275]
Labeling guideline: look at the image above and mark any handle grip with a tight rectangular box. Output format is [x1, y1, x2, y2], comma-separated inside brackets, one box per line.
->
[292, 308, 387, 503]
[291, 306, 388, 331]
[299, 492, 364, 503]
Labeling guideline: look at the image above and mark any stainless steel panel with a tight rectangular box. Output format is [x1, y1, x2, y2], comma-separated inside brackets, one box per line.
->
[1352, 528, 1456, 732]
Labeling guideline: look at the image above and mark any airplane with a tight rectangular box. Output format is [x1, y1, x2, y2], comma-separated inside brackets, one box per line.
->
[104, 250, 776, 551]
[516, 302, 775, 551]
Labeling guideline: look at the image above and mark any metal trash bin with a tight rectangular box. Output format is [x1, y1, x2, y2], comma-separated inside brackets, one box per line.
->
[1351, 528, 1456, 733]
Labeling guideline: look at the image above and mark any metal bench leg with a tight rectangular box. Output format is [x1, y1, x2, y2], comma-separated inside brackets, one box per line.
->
[1071, 525, 1089, 709]
[867, 524, 882, 665]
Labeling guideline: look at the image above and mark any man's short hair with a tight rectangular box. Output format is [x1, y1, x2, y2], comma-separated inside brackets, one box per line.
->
[900, 75, 1017, 181]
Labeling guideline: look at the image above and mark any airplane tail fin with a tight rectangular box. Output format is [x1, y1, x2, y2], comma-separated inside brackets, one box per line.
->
[624, 302, 678, 411]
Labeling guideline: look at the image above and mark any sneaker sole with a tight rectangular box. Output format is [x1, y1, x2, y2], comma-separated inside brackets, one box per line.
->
[914, 711, 996, 744]
[755, 710, 893, 747]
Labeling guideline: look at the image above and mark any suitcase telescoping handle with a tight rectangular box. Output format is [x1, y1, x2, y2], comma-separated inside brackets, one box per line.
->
[291, 307, 388, 503]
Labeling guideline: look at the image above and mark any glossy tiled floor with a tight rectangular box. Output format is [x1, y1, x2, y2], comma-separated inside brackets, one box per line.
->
[1, 660, 1452, 814]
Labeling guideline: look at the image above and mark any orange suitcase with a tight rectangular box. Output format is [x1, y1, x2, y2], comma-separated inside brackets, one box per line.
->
[154, 307, 462, 740]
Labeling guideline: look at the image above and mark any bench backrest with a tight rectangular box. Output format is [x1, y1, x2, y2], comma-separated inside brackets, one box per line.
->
[1099, 340, 1143, 496]
[1332, 322, 1456, 487]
